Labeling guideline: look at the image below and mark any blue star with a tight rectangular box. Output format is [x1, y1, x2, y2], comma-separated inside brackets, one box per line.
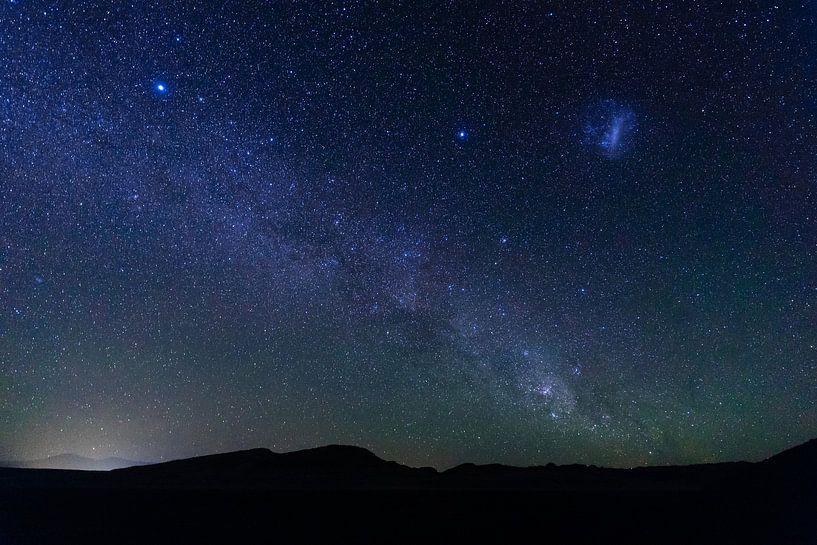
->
[153, 81, 170, 96]
[456, 129, 468, 140]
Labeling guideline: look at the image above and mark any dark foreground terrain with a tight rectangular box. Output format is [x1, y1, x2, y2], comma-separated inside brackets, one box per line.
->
[1, 439, 815, 544]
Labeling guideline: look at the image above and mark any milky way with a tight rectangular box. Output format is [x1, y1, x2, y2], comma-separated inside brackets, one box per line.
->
[1, 2, 816, 469]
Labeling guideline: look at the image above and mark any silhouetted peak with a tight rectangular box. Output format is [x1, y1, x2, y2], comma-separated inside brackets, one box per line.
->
[277, 444, 397, 470]
[762, 437, 817, 467]
[287, 444, 380, 459]
[111, 444, 432, 487]
[444, 462, 509, 475]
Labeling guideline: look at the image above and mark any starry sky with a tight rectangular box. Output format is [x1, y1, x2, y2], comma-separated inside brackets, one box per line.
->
[1, 1, 816, 469]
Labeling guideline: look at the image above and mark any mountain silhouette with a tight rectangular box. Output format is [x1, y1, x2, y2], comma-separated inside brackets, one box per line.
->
[109, 445, 436, 488]
[742, 437, 817, 498]
[762, 436, 817, 468]
[1, 438, 814, 544]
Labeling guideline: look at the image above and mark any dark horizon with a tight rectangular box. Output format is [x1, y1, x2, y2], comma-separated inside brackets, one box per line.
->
[2, 435, 814, 543]
[6, 434, 816, 473]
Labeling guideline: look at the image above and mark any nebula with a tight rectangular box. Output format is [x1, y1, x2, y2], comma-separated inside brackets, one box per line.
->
[584, 101, 637, 158]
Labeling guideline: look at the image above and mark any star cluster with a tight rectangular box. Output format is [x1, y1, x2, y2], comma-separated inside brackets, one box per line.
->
[1, 1, 816, 469]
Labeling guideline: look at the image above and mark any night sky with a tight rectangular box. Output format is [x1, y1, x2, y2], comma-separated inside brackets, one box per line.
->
[1, 1, 816, 469]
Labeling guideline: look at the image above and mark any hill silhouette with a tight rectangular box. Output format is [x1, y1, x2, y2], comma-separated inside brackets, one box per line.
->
[109, 445, 436, 488]
[762, 437, 817, 470]
[0, 439, 814, 544]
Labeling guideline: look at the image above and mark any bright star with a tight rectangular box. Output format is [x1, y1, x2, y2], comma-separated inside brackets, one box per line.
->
[153, 81, 170, 95]
[456, 129, 468, 140]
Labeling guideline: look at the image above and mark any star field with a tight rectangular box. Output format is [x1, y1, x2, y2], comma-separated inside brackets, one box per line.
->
[1, 1, 816, 469]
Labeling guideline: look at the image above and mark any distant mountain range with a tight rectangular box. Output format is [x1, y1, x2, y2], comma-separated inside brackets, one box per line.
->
[2, 439, 815, 487]
[0, 453, 147, 471]
[102, 438, 816, 492]
[1, 439, 814, 543]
